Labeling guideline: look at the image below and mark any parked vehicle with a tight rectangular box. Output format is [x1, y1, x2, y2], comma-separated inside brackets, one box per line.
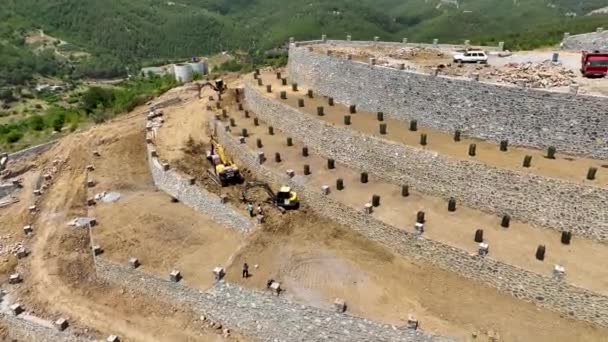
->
[453, 50, 488, 64]
[580, 51, 608, 77]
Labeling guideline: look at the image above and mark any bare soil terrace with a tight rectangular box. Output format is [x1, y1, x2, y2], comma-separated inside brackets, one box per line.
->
[3, 66, 607, 342]
[1, 98, 247, 341]
[152, 80, 608, 341]
[219, 95, 608, 296]
[89, 123, 243, 290]
[258, 72, 607, 186]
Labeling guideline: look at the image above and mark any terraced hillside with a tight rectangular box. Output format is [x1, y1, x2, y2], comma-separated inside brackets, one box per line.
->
[2, 37, 608, 342]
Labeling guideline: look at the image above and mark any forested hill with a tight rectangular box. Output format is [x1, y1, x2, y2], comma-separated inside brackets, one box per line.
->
[2, 0, 608, 80]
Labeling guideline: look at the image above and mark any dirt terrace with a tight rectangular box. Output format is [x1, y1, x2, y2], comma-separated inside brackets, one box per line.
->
[4, 71, 605, 341]
[151, 82, 608, 341]
[88, 119, 243, 290]
[258, 72, 607, 186]
[1, 97, 247, 341]
[219, 90, 608, 296]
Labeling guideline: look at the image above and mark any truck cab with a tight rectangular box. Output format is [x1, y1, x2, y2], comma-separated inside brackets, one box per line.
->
[581, 51, 608, 77]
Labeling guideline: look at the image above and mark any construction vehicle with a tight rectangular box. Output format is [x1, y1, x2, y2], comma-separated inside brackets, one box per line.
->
[206, 137, 244, 186]
[580, 51, 608, 77]
[195, 79, 227, 99]
[242, 181, 299, 210]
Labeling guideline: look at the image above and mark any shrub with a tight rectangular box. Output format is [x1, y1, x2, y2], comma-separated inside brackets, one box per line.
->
[29, 115, 45, 131]
[6, 131, 23, 143]
[91, 109, 108, 124]
[0, 88, 16, 103]
[81, 87, 114, 113]
[52, 115, 65, 132]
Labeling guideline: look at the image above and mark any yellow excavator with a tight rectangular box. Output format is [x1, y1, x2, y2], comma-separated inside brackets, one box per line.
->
[206, 137, 244, 186]
[195, 79, 227, 99]
[242, 181, 299, 210]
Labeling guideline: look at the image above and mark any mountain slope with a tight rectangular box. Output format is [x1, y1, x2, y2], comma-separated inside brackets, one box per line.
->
[3, 0, 608, 67]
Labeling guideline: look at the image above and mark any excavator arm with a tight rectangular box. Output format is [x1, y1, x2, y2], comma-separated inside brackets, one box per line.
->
[207, 137, 243, 186]
[195, 79, 226, 98]
[242, 181, 299, 210]
[242, 181, 277, 203]
[210, 137, 231, 166]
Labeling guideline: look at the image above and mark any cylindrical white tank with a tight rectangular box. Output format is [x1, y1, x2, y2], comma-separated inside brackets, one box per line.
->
[188, 59, 208, 76]
[174, 63, 193, 83]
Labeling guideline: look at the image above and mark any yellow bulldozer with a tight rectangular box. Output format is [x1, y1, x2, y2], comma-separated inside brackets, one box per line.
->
[206, 137, 244, 186]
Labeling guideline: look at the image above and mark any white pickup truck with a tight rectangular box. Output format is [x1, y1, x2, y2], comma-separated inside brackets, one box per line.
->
[453, 50, 488, 64]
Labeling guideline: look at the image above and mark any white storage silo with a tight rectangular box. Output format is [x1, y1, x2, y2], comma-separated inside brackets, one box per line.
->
[174, 63, 193, 83]
[188, 59, 208, 76]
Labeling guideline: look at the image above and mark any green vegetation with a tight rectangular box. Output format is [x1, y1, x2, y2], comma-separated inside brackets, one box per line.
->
[214, 50, 288, 74]
[4, 0, 607, 76]
[0, 0, 605, 86]
[0, 0, 606, 151]
[0, 75, 176, 151]
[0, 43, 66, 87]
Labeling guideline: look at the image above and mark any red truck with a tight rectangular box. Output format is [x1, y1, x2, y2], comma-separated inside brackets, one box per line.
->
[580, 51, 608, 77]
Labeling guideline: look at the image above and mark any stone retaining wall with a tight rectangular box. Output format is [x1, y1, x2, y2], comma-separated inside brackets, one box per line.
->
[562, 30, 608, 50]
[79, 118, 449, 342]
[5, 140, 58, 161]
[244, 83, 608, 241]
[145, 142, 253, 233]
[287, 42, 608, 159]
[215, 118, 608, 329]
[2, 313, 90, 342]
[95, 257, 447, 341]
[0, 182, 18, 198]
[298, 39, 503, 51]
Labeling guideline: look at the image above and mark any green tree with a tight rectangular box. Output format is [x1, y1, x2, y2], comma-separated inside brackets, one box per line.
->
[28, 115, 45, 131]
[52, 114, 65, 132]
[0, 88, 16, 103]
[81, 87, 114, 113]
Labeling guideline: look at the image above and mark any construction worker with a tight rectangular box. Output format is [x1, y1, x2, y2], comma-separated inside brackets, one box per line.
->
[242, 263, 249, 278]
[246, 202, 254, 217]
[257, 204, 263, 216]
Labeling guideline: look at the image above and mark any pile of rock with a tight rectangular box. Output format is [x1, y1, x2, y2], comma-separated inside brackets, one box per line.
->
[489, 60, 576, 88]
[0, 240, 24, 256]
